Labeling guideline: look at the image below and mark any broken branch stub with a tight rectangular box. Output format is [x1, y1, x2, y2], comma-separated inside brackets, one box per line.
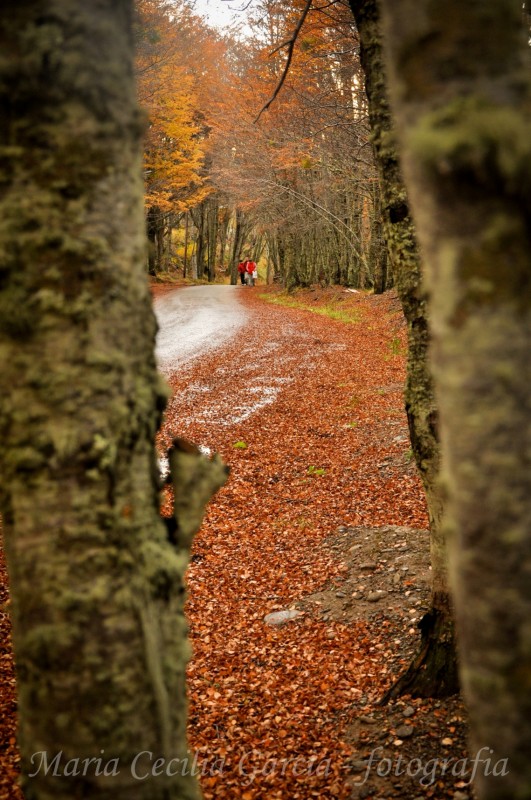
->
[168, 438, 229, 550]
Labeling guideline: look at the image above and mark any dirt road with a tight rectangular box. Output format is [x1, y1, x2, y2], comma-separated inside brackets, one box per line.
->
[154, 285, 248, 374]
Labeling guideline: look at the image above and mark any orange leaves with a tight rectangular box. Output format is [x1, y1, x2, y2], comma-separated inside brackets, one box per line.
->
[155, 286, 431, 798]
[205, 0, 375, 248]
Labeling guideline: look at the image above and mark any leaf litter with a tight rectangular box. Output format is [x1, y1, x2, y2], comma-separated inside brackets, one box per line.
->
[0, 286, 473, 800]
[159, 286, 473, 800]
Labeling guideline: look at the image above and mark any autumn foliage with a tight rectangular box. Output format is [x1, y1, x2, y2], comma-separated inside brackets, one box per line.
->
[135, 0, 212, 214]
[136, 0, 385, 289]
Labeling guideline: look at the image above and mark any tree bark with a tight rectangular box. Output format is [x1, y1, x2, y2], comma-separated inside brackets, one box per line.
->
[146, 205, 160, 276]
[191, 204, 206, 279]
[349, 0, 458, 698]
[379, 0, 531, 796]
[230, 209, 248, 285]
[183, 211, 190, 278]
[0, 3, 203, 798]
[368, 187, 387, 294]
[207, 197, 218, 282]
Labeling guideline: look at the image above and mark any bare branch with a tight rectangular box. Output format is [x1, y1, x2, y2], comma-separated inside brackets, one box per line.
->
[254, 0, 313, 123]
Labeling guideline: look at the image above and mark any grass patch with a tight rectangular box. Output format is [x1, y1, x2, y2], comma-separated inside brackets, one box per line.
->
[259, 292, 361, 324]
[389, 336, 406, 356]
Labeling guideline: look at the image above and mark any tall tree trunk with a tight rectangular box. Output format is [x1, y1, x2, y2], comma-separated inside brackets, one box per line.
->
[349, 0, 459, 698]
[183, 211, 190, 278]
[217, 205, 230, 273]
[0, 3, 202, 798]
[230, 209, 246, 285]
[146, 205, 161, 276]
[191, 204, 206, 279]
[370, 188, 388, 295]
[207, 198, 218, 282]
[379, 1, 531, 796]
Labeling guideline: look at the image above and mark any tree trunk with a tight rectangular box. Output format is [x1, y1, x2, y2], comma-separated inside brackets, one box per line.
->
[191, 204, 206, 279]
[217, 205, 231, 274]
[207, 198, 218, 282]
[379, 1, 531, 796]
[230, 209, 247, 285]
[0, 3, 201, 799]
[369, 188, 388, 295]
[349, 0, 458, 698]
[146, 205, 160, 276]
[183, 211, 190, 278]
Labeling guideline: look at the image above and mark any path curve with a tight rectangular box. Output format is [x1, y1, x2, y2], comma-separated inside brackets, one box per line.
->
[154, 285, 248, 374]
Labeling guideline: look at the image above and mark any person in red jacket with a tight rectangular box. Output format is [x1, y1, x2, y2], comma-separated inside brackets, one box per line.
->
[237, 260, 246, 285]
[245, 258, 257, 286]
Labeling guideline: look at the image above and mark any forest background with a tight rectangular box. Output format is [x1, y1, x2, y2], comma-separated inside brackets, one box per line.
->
[138, 0, 387, 292]
[0, 1, 529, 799]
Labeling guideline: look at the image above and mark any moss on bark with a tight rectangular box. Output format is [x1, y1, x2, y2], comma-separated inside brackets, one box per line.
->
[0, 3, 201, 798]
[379, 1, 531, 796]
[349, 0, 458, 699]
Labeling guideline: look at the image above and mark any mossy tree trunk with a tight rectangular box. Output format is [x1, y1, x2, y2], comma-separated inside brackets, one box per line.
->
[0, 3, 202, 799]
[379, 1, 531, 796]
[349, 0, 458, 698]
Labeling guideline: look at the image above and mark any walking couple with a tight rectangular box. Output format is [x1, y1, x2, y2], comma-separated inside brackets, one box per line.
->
[238, 258, 257, 286]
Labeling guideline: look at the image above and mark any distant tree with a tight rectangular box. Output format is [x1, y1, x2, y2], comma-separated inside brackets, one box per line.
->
[379, 1, 531, 796]
[210, 0, 380, 288]
[0, 3, 224, 798]
[135, 0, 212, 275]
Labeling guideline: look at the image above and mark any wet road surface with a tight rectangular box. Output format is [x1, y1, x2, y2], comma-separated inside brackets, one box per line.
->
[154, 285, 248, 374]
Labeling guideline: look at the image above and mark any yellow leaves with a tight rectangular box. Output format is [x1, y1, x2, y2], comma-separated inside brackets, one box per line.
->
[136, 0, 210, 213]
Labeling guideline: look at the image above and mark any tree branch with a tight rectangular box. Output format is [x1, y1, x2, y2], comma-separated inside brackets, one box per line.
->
[167, 438, 229, 551]
[254, 0, 314, 123]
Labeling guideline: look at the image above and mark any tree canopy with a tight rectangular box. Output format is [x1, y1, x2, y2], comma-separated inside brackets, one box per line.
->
[137, 0, 385, 288]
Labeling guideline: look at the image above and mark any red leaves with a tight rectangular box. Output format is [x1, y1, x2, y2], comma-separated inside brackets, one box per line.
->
[0, 286, 431, 798]
[159, 286, 428, 797]
[0, 526, 23, 800]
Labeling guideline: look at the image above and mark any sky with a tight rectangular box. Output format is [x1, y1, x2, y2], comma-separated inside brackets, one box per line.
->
[191, 0, 250, 31]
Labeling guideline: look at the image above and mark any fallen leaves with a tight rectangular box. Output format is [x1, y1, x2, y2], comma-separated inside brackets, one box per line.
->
[0, 527, 23, 800]
[158, 287, 429, 797]
[0, 286, 465, 799]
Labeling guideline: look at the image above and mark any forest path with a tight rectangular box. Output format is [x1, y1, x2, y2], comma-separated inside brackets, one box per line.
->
[154, 287, 468, 800]
[0, 285, 470, 800]
[154, 284, 248, 374]
[155, 284, 330, 436]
